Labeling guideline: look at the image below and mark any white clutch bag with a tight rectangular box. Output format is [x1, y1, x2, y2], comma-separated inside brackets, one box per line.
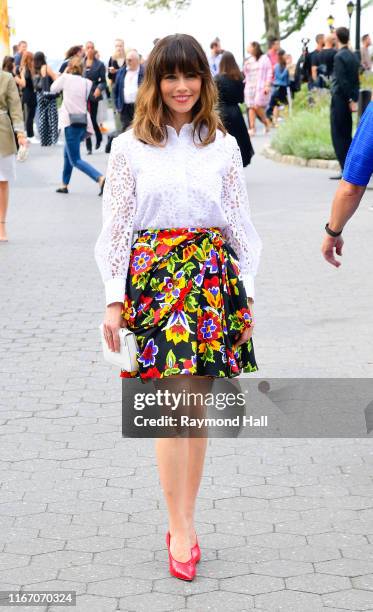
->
[99, 323, 139, 371]
[17, 145, 29, 162]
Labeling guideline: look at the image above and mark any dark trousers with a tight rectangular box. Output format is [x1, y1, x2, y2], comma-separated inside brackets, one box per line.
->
[86, 98, 102, 152]
[120, 103, 135, 132]
[330, 94, 353, 170]
[24, 101, 36, 137]
[266, 86, 288, 119]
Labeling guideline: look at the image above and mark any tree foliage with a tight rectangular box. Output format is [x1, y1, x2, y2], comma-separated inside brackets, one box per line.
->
[278, 0, 319, 40]
[263, 0, 319, 41]
[106, 0, 373, 43]
[105, 0, 191, 12]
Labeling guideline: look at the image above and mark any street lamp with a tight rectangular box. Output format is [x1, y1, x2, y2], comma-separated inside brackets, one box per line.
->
[347, 1, 354, 32]
[355, 0, 361, 61]
[327, 14, 335, 32]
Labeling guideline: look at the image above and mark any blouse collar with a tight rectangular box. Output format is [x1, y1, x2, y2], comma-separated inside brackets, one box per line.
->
[165, 122, 194, 140]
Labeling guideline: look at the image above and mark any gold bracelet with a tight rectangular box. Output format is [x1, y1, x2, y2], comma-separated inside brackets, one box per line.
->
[16, 132, 25, 139]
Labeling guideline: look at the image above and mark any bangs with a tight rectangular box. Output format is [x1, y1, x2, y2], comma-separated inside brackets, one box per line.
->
[156, 37, 206, 77]
[132, 33, 227, 147]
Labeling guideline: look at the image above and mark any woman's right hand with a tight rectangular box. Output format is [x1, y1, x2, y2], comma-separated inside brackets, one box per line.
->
[103, 302, 127, 352]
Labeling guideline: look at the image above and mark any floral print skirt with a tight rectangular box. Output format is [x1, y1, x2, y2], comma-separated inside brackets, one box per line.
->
[120, 227, 258, 380]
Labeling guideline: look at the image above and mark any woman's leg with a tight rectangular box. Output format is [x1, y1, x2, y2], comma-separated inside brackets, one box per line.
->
[89, 99, 102, 149]
[155, 374, 210, 560]
[273, 104, 280, 126]
[184, 437, 208, 546]
[24, 102, 34, 138]
[65, 127, 103, 184]
[248, 107, 256, 133]
[0, 181, 9, 240]
[255, 106, 271, 131]
[62, 143, 73, 187]
[155, 434, 191, 561]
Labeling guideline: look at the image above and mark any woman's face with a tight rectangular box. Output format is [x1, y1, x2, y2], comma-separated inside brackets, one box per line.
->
[160, 69, 202, 119]
[85, 43, 95, 59]
[115, 41, 124, 55]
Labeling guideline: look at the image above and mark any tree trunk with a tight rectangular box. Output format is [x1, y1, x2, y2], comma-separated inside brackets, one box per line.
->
[263, 0, 280, 41]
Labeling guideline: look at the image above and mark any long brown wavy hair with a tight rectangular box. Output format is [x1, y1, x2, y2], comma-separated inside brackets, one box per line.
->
[132, 33, 226, 147]
[219, 51, 243, 81]
[20, 51, 34, 75]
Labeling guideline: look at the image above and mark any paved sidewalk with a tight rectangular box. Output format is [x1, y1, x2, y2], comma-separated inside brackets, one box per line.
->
[0, 137, 373, 611]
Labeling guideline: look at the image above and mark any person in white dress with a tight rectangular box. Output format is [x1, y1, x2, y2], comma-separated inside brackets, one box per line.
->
[94, 34, 262, 582]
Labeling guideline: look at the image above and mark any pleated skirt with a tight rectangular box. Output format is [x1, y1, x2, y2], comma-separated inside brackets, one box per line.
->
[120, 227, 258, 380]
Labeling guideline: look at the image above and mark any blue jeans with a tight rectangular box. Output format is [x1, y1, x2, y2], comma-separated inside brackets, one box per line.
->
[62, 126, 102, 185]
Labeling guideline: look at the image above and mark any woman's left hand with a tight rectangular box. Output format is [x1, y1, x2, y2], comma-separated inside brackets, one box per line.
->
[234, 300, 255, 348]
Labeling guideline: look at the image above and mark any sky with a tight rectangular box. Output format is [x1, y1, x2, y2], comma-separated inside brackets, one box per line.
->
[6, 0, 373, 68]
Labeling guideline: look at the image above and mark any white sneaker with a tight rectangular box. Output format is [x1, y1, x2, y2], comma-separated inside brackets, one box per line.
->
[28, 137, 40, 144]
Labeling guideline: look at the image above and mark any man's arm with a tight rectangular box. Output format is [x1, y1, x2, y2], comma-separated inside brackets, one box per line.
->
[327, 180, 366, 233]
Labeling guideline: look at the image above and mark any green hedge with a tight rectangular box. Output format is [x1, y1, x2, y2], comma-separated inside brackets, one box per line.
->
[271, 104, 336, 160]
[271, 88, 336, 160]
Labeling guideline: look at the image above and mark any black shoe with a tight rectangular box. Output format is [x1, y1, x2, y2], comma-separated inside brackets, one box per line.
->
[95, 137, 102, 150]
[98, 178, 105, 196]
[87, 150, 92, 155]
[56, 187, 68, 193]
[329, 174, 342, 180]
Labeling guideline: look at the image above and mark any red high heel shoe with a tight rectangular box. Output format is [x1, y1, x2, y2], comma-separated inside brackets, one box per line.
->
[166, 531, 196, 581]
[191, 533, 201, 564]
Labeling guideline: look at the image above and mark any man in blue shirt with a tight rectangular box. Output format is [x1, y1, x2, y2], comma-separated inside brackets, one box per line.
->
[322, 101, 373, 267]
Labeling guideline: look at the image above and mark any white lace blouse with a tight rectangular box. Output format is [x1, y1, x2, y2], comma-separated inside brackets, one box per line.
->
[94, 122, 262, 306]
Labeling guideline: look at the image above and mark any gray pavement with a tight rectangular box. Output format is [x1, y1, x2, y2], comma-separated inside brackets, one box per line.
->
[0, 133, 373, 611]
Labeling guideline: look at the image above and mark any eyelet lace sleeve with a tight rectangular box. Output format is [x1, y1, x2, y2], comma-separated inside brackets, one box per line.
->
[94, 136, 137, 306]
[220, 138, 262, 299]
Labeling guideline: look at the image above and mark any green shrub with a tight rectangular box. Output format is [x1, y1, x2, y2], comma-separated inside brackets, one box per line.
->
[271, 103, 336, 160]
[361, 71, 373, 90]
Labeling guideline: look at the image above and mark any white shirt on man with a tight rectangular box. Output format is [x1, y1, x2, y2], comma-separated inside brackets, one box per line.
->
[123, 68, 140, 104]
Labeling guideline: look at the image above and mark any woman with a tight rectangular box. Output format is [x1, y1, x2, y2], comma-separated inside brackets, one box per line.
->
[243, 42, 272, 136]
[83, 41, 106, 153]
[108, 39, 126, 132]
[58, 45, 84, 74]
[266, 49, 290, 126]
[33, 51, 59, 146]
[108, 38, 126, 87]
[2, 56, 15, 75]
[95, 34, 262, 581]
[215, 50, 254, 167]
[50, 57, 105, 195]
[0, 69, 27, 242]
[322, 100, 373, 267]
[19, 51, 37, 140]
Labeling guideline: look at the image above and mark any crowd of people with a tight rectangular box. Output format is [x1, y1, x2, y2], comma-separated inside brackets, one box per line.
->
[0, 28, 372, 241]
[3, 29, 372, 153]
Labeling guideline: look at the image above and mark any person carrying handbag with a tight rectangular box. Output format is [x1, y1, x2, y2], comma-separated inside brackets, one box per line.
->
[50, 57, 105, 195]
[33, 51, 59, 146]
